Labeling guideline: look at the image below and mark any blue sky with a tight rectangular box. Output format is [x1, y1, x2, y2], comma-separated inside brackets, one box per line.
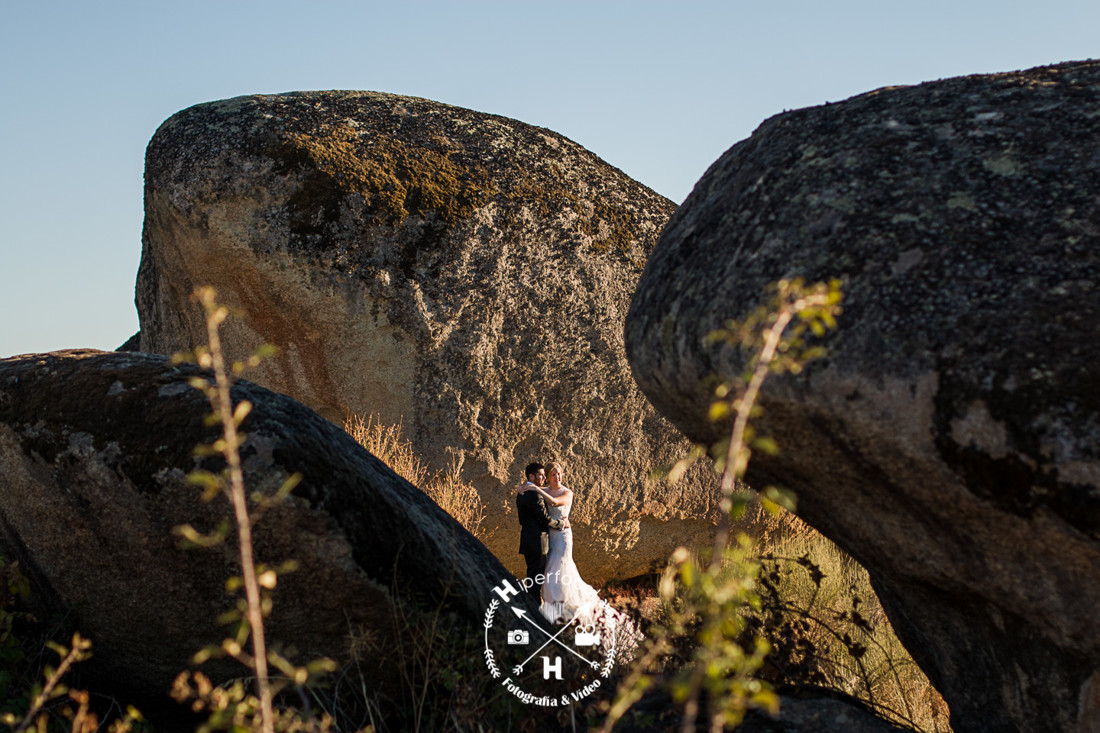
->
[2, 1, 1097, 357]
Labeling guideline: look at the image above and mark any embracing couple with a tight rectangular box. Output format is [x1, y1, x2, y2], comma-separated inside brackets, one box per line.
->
[515, 461, 603, 625]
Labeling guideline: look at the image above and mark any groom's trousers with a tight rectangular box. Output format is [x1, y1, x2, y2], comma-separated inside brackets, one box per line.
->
[522, 547, 547, 600]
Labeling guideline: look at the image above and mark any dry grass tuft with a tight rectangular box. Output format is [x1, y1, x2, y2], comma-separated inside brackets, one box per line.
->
[752, 510, 953, 733]
[344, 414, 485, 537]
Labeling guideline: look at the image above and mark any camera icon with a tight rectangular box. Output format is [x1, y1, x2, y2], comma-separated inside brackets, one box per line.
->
[507, 629, 529, 645]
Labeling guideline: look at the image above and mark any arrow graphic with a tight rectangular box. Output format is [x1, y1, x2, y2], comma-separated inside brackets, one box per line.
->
[509, 605, 601, 672]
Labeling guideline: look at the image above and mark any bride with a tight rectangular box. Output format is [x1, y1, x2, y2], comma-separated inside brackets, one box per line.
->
[526, 462, 640, 655]
[526, 462, 597, 623]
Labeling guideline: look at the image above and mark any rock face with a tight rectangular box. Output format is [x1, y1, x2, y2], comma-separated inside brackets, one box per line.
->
[135, 91, 719, 583]
[624, 60, 1100, 733]
[0, 350, 525, 708]
[739, 693, 914, 733]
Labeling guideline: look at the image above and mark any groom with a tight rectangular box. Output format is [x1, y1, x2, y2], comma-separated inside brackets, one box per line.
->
[516, 462, 567, 600]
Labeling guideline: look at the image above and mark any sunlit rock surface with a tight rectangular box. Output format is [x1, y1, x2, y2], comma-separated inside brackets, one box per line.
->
[136, 91, 720, 583]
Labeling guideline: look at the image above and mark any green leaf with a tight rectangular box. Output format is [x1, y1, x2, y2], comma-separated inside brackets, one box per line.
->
[729, 491, 755, 520]
[306, 658, 338, 675]
[709, 401, 731, 422]
[186, 470, 221, 488]
[763, 485, 798, 512]
[173, 523, 227, 548]
[254, 343, 278, 360]
[217, 608, 242, 626]
[666, 456, 697, 484]
[276, 472, 302, 498]
[752, 436, 779, 456]
[647, 463, 674, 483]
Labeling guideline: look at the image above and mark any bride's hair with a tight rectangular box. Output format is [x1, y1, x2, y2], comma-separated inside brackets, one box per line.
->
[548, 461, 564, 476]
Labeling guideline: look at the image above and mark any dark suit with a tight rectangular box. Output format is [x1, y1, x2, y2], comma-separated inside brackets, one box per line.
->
[516, 486, 564, 599]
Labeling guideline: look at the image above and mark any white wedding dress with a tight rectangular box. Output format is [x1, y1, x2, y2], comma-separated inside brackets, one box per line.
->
[539, 495, 641, 658]
[540, 499, 601, 624]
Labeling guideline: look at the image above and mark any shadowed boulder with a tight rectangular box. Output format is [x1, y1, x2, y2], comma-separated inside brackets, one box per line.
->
[625, 60, 1100, 733]
[739, 692, 916, 733]
[134, 91, 720, 584]
[0, 349, 528, 712]
[616, 688, 915, 733]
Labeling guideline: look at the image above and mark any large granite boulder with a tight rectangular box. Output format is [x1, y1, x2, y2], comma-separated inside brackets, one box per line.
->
[624, 60, 1100, 733]
[135, 91, 719, 583]
[0, 350, 526, 710]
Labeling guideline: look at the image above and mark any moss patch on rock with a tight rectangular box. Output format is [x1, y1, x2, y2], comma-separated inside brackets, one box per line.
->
[266, 124, 496, 236]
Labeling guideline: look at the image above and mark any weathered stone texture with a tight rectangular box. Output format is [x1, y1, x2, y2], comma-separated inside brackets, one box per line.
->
[136, 91, 719, 583]
[625, 60, 1100, 732]
[0, 350, 521, 707]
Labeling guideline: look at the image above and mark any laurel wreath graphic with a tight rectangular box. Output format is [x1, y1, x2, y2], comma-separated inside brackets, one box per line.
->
[598, 601, 617, 677]
[483, 598, 501, 678]
[482, 589, 629, 688]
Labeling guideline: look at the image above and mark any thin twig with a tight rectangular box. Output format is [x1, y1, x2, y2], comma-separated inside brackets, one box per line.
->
[198, 289, 275, 733]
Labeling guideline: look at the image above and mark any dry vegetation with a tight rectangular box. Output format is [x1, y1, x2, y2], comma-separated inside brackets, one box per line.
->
[746, 508, 953, 732]
[0, 412, 951, 733]
[343, 408, 952, 732]
[0, 345, 949, 730]
[343, 415, 485, 537]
